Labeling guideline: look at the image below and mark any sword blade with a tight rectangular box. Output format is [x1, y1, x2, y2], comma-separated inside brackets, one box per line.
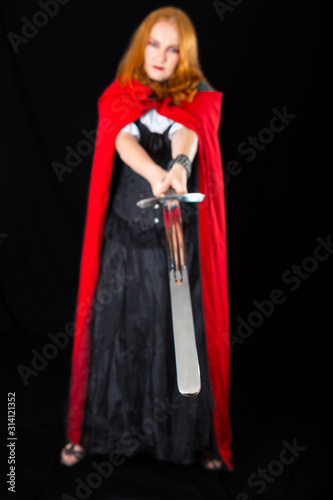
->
[163, 198, 201, 397]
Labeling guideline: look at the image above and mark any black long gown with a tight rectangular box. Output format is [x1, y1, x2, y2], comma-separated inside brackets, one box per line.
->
[82, 118, 219, 464]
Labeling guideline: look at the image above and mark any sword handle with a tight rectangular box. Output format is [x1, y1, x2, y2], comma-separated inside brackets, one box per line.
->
[163, 200, 185, 282]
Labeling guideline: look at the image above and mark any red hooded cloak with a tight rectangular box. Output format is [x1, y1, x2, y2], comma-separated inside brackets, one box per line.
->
[66, 79, 232, 470]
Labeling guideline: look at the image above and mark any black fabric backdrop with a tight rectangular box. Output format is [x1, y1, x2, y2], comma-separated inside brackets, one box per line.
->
[0, 1, 331, 499]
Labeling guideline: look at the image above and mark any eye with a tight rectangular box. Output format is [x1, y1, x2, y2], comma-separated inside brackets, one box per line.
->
[148, 40, 158, 48]
[168, 47, 179, 53]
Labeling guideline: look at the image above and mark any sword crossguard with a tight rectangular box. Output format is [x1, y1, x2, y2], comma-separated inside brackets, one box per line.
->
[136, 189, 205, 209]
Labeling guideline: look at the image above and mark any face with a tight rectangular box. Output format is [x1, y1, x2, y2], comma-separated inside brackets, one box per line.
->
[143, 21, 180, 82]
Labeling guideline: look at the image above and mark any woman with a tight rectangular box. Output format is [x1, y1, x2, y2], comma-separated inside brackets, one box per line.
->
[60, 6, 232, 471]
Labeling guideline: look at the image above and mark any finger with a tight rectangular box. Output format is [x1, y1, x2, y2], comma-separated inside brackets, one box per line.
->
[156, 180, 171, 196]
[171, 179, 187, 195]
[153, 182, 168, 197]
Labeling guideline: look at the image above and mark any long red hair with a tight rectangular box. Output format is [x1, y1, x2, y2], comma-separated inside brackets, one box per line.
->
[116, 7, 209, 105]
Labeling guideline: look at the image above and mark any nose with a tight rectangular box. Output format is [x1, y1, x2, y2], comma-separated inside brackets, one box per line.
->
[156, 48, 167, 63]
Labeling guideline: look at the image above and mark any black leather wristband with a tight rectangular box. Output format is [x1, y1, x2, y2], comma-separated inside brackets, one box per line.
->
[167, 154, 192, 178]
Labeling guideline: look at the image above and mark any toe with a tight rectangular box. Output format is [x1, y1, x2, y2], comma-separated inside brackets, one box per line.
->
[60, 443, 85, 466]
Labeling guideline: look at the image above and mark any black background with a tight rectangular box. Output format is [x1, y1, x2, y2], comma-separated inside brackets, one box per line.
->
[0, 1, 331, 499]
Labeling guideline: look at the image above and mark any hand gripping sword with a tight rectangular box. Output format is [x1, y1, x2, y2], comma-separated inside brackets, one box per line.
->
[137, 189, 205, 397]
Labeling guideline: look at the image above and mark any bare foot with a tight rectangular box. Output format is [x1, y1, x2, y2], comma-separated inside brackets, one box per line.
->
[201, 450, 223, 471]
[204, 457, 223, 470]
[60, 442, 86, 466]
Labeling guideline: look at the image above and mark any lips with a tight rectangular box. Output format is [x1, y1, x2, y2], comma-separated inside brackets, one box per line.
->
[153, 65, 164, 70]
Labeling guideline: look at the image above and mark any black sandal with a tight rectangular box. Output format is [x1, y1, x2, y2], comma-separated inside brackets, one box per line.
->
[201, 450, 223, 471]
[60, 442, 87, 466]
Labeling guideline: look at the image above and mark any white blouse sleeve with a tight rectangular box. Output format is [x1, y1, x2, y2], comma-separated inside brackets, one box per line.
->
[168, 122, 184, 140]
[119, 122, 140, 140]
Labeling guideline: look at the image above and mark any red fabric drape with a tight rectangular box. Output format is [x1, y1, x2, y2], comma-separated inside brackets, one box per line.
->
[67, 80, 232, 470]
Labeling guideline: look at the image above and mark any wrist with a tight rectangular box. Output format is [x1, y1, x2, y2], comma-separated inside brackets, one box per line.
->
[146, 163, 165, 185]
[167, 154, 192, 178]
[171, 162, 188, 180]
